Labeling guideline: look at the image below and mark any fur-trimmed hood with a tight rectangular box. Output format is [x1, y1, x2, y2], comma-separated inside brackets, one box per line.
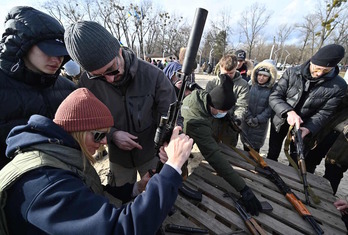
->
[251, 61, 277, 88]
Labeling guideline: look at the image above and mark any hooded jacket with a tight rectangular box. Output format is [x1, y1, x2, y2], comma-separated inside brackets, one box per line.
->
[181, 90, 246, 191]
[0, 6, 76, 168]
[0, 115, 181, 234]
[269, 60, 347, 135]
[241, 62, 277, 149]
[79, 48, 177, 167]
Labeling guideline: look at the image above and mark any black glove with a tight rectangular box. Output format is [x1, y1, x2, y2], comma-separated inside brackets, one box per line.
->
[234, 118, 242, 127]
[240, 185, 262, 215]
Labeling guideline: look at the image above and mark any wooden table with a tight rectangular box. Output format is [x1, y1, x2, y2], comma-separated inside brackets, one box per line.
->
[163, 144, 346, 235]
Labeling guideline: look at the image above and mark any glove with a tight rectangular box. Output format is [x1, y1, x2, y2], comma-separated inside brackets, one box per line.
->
[246, 117, 253, 127]
[246, 117, 258, 127]
[251, 117, 259, 127]
[240, 185, 262, 215]
[234, 118, 242, 127]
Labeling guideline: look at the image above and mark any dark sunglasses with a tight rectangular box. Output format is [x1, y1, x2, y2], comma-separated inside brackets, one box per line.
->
[91, 131, 107, 143]
[87, 69, 119, 80]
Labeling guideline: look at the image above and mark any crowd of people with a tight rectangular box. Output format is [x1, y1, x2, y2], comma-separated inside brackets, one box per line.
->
[0, 5, 347, 234]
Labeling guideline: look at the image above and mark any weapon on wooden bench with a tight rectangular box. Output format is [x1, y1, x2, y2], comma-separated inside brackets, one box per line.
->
[225, 114, 324, 235]
[223, 191, 266, 235]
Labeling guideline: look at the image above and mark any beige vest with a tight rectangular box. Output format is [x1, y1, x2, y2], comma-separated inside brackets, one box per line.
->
[0, 149, 121, 235]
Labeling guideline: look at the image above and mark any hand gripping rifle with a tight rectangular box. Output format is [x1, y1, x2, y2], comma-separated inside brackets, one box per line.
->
[225, 114, 324, 235]
[292, 127, 310, 205]
[154, 8, 208, 173]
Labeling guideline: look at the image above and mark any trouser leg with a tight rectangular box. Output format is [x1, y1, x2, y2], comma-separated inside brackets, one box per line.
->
[267, 123, 289, 161]
[324, 163, 347, 195]
[305, 130, 340, 173]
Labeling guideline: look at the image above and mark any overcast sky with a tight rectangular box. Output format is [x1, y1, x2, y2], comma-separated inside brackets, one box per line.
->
[0, 0, 317, 41]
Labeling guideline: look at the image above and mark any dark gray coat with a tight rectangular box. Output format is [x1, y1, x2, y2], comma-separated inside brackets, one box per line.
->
[241, 62, 277, 149]
[269, 60, 347, 135]
[79, 48, 177, 168]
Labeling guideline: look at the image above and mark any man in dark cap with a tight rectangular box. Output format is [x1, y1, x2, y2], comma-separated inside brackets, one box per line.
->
[181, 79, 262, 216]
[0, 6, 76, 169]
[266, 44, 347, 163]
[235, 49, 253, 82]
[64, 21, 177, 189]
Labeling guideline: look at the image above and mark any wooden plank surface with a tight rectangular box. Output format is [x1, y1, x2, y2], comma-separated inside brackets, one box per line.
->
[163, 144, 346, 235]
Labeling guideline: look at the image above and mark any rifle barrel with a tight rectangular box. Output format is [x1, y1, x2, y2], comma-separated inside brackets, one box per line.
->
[153, 8, 208, 173]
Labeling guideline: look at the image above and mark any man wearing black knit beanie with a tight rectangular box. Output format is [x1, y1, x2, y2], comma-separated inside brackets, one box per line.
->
[64, 21, 177, 190]
[181, 79, 263, 216]
[266, 44, 347, 173]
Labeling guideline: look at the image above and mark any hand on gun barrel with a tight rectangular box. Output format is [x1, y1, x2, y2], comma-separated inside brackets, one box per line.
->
[292, 127, 311, 206]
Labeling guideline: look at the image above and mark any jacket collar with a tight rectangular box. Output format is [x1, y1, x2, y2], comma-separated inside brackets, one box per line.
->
[6, 115, 79, 158]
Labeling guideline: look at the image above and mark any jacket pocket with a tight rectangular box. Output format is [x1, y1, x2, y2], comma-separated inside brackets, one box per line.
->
[128, 94, 154, 133]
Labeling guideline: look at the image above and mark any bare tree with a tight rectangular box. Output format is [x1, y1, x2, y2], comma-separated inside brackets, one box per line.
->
[210, 8, 233, 57]
[276, 24, 293, 65]
[238, 2, 272, 59]
[295, 14, 320, 63]
[42, 0, 97, 24]
[316, 0, 347, 48]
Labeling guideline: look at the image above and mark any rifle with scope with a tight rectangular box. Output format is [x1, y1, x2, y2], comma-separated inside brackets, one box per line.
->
[153, 8, 208, 174]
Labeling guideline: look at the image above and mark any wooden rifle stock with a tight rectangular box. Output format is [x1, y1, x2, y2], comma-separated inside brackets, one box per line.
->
[225, 115, 324, 234]
[245, 143, 323, 234]
[224, 192, 266, 235]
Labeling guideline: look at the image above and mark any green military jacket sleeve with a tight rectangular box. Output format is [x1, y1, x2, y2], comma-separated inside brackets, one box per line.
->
[182, 90, 246, 191]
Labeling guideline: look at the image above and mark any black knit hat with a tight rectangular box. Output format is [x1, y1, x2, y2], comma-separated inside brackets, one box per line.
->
[311, 44, 345, 67]
[64, 21, 120, 71]
[208, 80, 236, 110]
[235, 50, 246, 61]
[257, 67, 271, 77]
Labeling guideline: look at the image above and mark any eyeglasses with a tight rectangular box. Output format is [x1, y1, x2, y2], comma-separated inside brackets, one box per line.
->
[91, 131, 107, 143]
[310, 62, 333, 74]
[87, 58, 119, 80]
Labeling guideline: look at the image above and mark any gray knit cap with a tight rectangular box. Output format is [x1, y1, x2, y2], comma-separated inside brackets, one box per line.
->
[64, 21, 120, 71]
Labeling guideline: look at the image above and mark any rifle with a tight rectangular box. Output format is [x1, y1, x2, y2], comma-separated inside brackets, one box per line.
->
[223, 192, 266, 235]
[154, 8, 208, 173]
[292, 127, 310, 205]
[165, 224, 209, 234]
[225, 114, 324, 235]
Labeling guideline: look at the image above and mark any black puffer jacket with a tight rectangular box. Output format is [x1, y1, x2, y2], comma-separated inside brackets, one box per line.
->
[269, 60, 347, 135]
[0, 6, 76, 168]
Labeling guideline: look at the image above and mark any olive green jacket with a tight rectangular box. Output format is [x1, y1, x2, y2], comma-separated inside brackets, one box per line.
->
[181, 90, 246, 191]
[205, 71, 249, 121]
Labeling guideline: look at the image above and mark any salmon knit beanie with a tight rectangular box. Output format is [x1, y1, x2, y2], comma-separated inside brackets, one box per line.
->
[53, 88, 114, 132]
